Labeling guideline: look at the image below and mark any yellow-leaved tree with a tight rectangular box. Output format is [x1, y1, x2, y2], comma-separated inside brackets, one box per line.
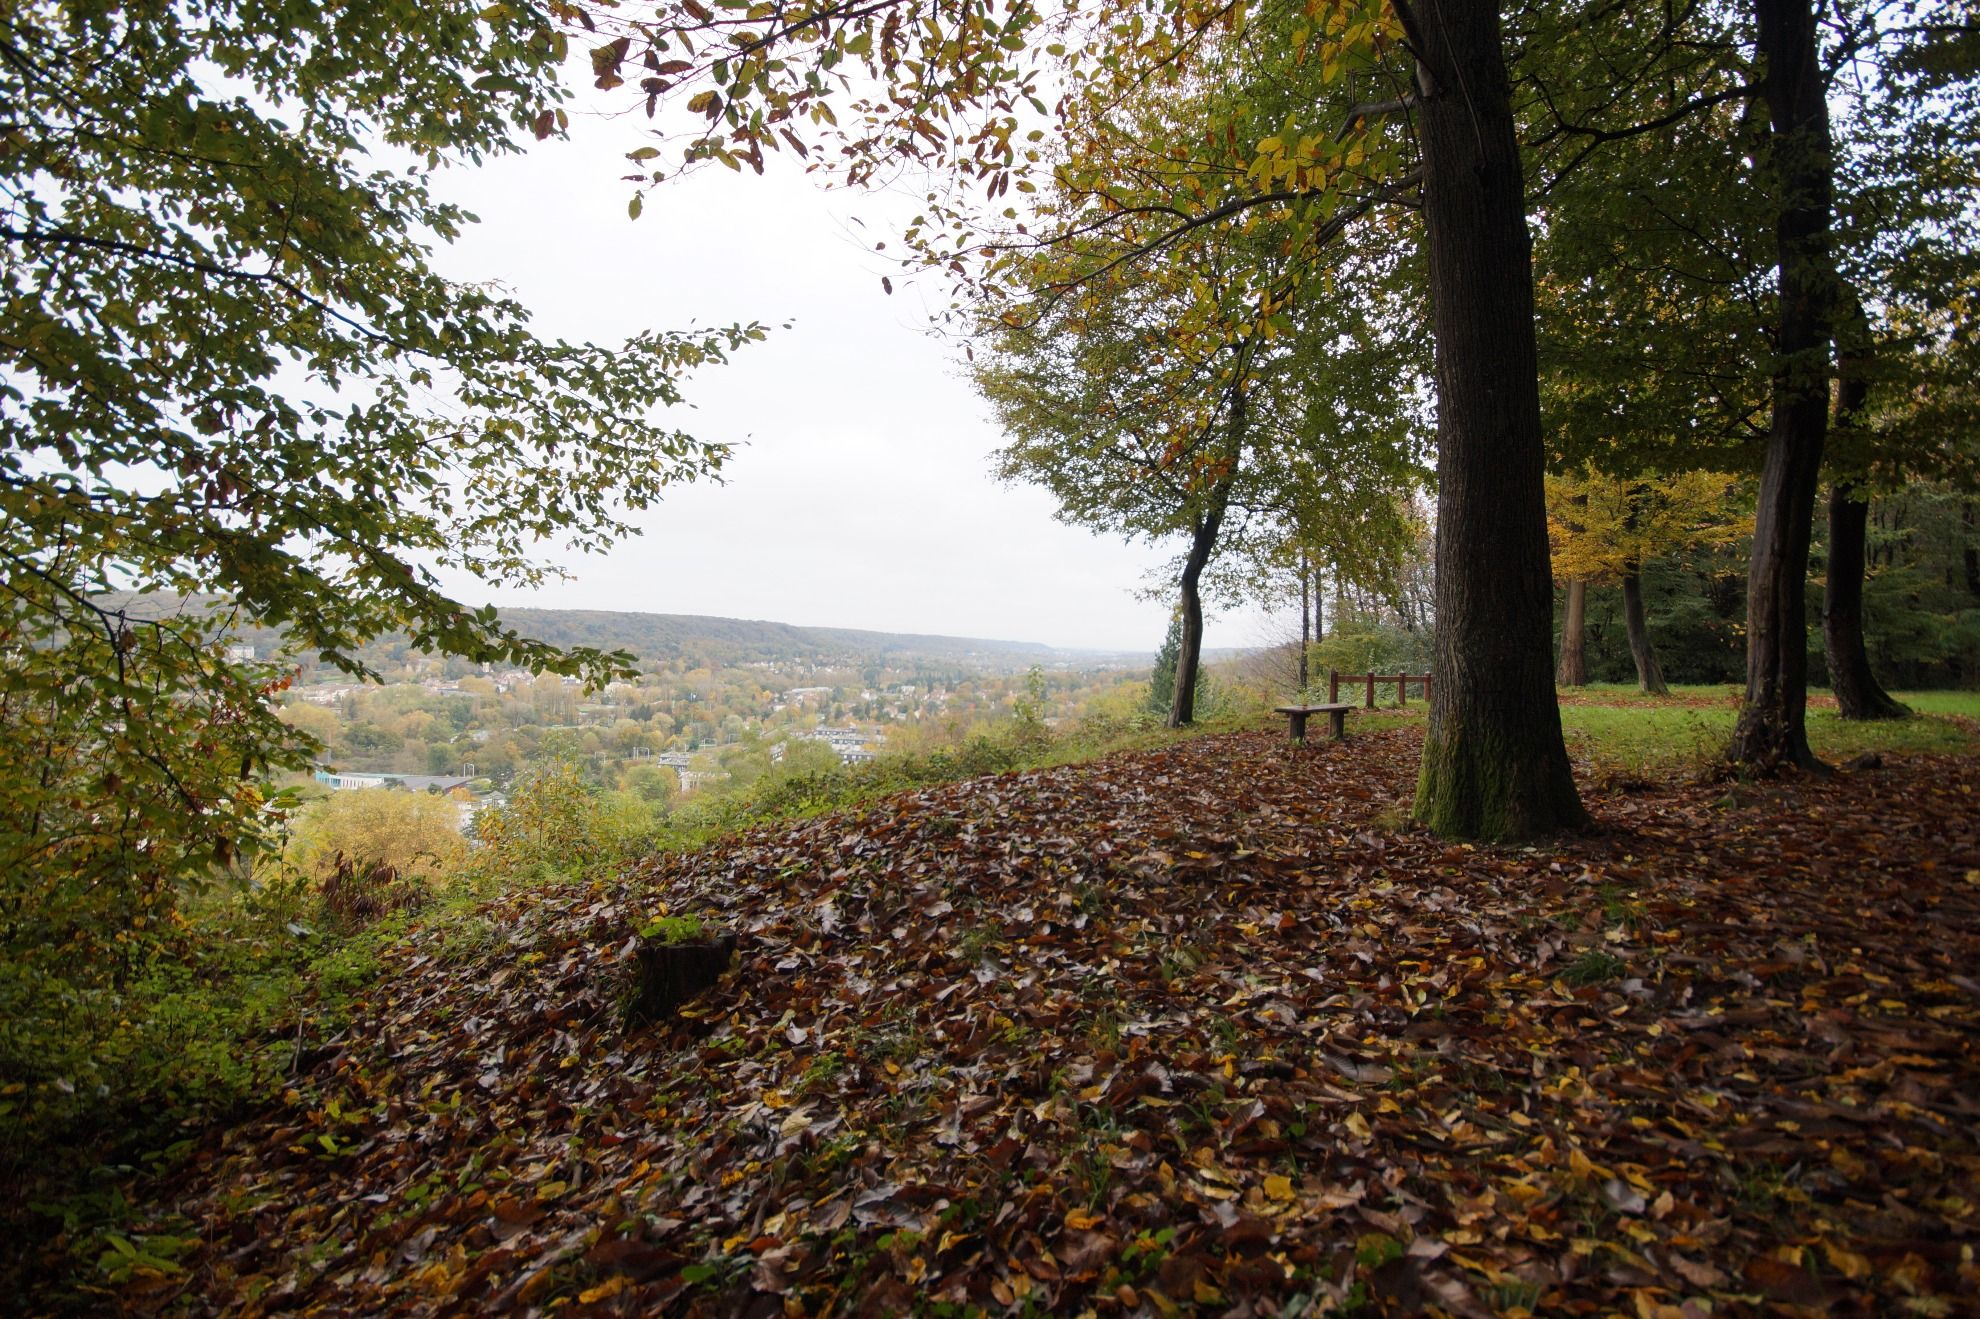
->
[277, 789, 467, 904]
[1546, 468, 1750, 694]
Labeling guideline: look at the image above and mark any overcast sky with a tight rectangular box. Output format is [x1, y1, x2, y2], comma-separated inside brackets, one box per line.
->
[421, 102, 1283, 654]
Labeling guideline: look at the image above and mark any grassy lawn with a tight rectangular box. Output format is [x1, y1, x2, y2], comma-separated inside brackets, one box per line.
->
[1345, 682, 1979, 779]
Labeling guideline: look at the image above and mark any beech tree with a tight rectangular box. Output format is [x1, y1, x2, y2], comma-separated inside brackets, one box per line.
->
[1545, 469, 1749, 695]
[1395, 0, 1584, 837]
[1524, 0, 1976, 748]
[2, 0, 758, 996]
[1820, 13, 1980, 719]
[966, 29, 1429, 728]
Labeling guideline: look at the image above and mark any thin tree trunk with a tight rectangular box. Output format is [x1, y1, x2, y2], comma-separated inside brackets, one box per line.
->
[1728, 0, 1834, 773]
[1557, 580, 1587, 687]
[1169, 372, 1243, 727]
[1170, 513, 1222, 727]
[1961, 502, 1978, 599]
[1406, 0, 1585, 839]
[1824, 485, 1907, 718]
[1298, 556, 1311, 692]
[1619, 564, 1669, 695]
[1313, 568, 1326, 642]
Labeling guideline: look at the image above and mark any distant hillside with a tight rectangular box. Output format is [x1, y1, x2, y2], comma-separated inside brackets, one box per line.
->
[493, 608, 1070, 668]
[100, 594, 1144, 671]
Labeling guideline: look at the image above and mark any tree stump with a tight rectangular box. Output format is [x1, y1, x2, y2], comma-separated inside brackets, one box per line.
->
[627, 932, 737, 1025]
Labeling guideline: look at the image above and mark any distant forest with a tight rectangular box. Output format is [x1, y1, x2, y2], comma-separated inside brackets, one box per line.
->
[103, 595, 1115, 675]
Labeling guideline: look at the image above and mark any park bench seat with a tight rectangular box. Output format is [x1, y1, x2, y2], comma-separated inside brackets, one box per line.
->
[1274, 703, 1354, 742]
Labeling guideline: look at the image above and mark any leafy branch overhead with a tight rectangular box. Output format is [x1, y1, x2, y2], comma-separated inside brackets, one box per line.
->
[1, 0, 763, 994]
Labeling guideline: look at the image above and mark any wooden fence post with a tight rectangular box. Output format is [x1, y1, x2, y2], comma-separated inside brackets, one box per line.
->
[1364, 672, 1375, 710]
[1397, 674, 1407, 706]
[1328, 669, 1339, 704]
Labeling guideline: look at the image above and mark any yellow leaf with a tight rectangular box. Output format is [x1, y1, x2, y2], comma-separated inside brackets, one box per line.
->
[1065, 1207, 1104, 1230]
[579, 1276, 631, 1303]
[1263, 1174, 1296, 1203]
[1822, 1240, 1873, 1280]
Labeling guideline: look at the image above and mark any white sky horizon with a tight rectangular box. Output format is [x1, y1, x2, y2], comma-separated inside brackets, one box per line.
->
[417, 96, 1287, 656]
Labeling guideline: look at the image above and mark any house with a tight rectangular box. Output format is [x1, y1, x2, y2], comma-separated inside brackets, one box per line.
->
[313, 771, 475, 794]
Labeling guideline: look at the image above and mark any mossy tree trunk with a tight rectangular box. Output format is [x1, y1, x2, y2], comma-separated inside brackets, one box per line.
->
[1727, 0, 1834, 773]
[1407, 0, 1586, 840]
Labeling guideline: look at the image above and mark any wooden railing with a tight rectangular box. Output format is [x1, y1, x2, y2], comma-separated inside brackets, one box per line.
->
[1328, 668, 1432, 710]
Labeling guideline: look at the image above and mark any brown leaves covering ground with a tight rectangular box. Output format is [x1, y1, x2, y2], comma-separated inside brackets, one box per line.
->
[118, 729, 1980, 1316]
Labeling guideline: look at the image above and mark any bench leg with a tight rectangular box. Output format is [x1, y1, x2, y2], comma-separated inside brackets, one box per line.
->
[1286, 713, 1309, 744]
[1328, 709, 1347, 740]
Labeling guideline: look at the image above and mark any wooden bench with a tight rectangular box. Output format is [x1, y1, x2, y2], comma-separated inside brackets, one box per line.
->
[1275, 703, 1354, 742]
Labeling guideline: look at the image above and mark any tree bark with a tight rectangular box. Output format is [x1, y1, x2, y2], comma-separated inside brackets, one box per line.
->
[1169, 512, 1221, 727]
[1406, 0, 1585, 839]
[1169, 377, 1242, 727]
[1298, 555, 1311, 692]
[1557, 580, 1588, 687]
[1619, 564, 1669, 695]
[1728, 0, 1834, 773]
[1964, 502, 1979, 599]
[1824, 485, 1907, 718]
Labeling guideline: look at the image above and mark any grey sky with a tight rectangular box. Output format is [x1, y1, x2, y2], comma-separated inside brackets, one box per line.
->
[422, 106, 1280, 654]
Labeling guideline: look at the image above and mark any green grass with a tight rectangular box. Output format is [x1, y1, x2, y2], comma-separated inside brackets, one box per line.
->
[1333, 683, 1979, 779]
[1550, 683, 1979, 778]
[1895, 690, 1980, 719]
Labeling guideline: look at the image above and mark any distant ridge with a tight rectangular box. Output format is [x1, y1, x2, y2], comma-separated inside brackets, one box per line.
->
[102, 594, 1149, 669]
[492, 607, 1067, 666]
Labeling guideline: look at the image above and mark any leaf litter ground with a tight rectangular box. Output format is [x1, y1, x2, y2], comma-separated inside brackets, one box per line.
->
[112, 729, 1980, 1315]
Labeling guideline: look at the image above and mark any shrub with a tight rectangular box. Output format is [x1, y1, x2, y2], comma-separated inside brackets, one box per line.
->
[278, 788, 465, 888]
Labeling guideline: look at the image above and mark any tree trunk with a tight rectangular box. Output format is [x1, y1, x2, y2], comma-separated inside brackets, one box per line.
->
[1963, 502, 1978, 599]
[1619, 564, 1669, 695]
[1557, 580, 1587, 687]
[1298, 554, 1311, 692]
[1169, 514, 1220, 727]
[1728, 0, 1834, 773]
[1406, 0, 1585, 840]
[1824, 485, 1907, 718]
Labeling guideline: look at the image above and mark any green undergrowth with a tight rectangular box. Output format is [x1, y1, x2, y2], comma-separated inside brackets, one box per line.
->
[0, 884, 460, 1290]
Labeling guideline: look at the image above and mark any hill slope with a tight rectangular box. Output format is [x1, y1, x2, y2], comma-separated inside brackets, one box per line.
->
[103, 593, 1128, 670]
[100, 731, 1980, 1315]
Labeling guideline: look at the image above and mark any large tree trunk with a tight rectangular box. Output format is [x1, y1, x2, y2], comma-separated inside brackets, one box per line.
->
[1619, 564, 1669, 695]
[1824, 485, 1907, 718]
[1407, 0, 1585, 839]
[1728, 0, 1834, 772]
[1557, 580, 1588, 687]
